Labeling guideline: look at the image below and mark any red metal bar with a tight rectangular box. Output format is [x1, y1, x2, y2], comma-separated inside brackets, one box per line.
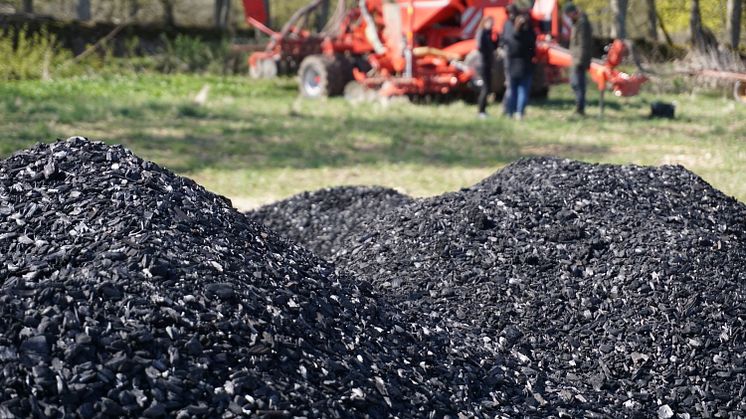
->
[242, 0, 269, 27]
[246, 16, 278, 37]
[539, 41, 648, 97]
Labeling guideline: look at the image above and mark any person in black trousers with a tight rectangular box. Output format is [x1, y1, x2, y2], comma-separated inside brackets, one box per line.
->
[476, 16, 497, 118]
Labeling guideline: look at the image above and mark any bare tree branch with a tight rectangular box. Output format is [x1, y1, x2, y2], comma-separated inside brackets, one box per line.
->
[726, 0, 742, 50]
[646, 0, 658, 41]
[77, 0, 91, 21]
[610, 0, 629, 39]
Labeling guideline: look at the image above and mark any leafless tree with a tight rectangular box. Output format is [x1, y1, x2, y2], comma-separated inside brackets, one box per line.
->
[129, 0, 141, 20]
[646, 0, 658, 41]
[315, 0, 329, 32]
[610, 0, 629, 39]
[77, 0, 91, 21]
[214, 0, 231, 29]
[160, 0, 175, 26]
[726, 0, 742, 50]
[690, 0, 707, 52]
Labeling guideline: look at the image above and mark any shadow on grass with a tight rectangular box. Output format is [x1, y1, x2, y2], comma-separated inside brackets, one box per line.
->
[1, 80, 621, 173]
[536, 96, 624, 111]
[109, 109, 611, 172]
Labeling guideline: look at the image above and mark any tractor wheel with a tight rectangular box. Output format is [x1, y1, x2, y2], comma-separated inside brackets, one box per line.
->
[464, 50, 506, 101]
[298, 55, 347, 98]
[335, 54, 355, 86]
[463, 50, 485, 103]
[464, 51, 483, 82]
[250, 57, 278, 79]
[735, 80, 746, 104]
[492, 56, 507, 99]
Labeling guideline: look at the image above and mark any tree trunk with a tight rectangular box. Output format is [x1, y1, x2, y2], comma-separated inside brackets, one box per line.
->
[22, 0, 32, 13]
[77, 0, 91, 21]
[316, 0, 329, 32]
[656, 8, 674, 46]
[160, 0, 175, 26]
[646, 0, 658, 41]
[214, 0, 231, 29]
[264, 0, 270, 26]
[129, 0, 140, 19]
[726, 0, 742, 50]
[691, 0, 706, 52]
[610, 0, 629, 39]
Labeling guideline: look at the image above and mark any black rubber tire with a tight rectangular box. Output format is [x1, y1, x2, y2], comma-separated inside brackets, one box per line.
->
[298, 54, 349, 98]
[463, 50, 482, 103]
[465, 50, 506, 100]
[492, 56, 507, 99]
[334, 54, 355, 88]
[352, 56, 372, 75]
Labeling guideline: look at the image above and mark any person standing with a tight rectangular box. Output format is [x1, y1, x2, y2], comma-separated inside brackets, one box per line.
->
[563, 2, 592, 116]
[500, 4, 519, 116]
[504, 12, 536, 120]
[476, 16, 497, 118]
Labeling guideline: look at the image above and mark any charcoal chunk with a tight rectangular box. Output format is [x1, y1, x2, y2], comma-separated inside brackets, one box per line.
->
[204, 283, 234, 300]
[21, 336, 49, 356]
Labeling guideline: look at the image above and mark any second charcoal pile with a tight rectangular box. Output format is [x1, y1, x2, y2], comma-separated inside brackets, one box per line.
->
[251, 157, 746, 418]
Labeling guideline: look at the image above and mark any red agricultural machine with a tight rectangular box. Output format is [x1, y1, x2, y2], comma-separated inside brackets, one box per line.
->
[241, 0, 647, 101]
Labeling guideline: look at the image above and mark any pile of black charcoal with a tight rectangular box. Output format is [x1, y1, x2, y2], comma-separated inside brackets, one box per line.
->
[251, 186, 412, 259]
[1, 138, 744, 418]
[0, 138, 513, 418]
[251, 158, 746, 418]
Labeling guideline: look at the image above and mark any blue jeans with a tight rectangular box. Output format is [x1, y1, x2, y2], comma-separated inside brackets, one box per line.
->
[507, 69, 533, 116]
[570, 65, 587, 113]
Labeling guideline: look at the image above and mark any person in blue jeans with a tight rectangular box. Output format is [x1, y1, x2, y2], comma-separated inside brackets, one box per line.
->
[504, 13, 536, 120]
[500, 4, 519, 116]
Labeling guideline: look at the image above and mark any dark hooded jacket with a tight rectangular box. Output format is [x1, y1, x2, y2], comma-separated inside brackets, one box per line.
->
[570, 12, 592, 68]
[477, 26, 497, 62]
[504, 18, 536, 79]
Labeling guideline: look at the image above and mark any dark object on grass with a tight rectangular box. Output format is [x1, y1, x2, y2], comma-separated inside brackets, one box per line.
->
[650, 101, 675, 118]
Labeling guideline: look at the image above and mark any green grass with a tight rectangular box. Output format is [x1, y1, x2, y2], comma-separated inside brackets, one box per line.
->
[1, 73, 744, 209]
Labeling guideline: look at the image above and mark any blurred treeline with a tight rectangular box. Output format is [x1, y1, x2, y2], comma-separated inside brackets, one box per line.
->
[0, 0, 742, 40]
[0, 0, 315, 29]
[0, 0, 743, 81]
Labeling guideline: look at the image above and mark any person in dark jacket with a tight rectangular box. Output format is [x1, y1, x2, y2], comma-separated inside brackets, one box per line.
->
[500, 4, 519, 116]
[563, 2, 592, 115]
[504, 12, 536, 120]
[476, 16, 497, 118]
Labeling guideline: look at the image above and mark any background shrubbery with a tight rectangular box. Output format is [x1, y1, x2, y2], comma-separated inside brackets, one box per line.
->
[0, 27, 72, 80]
[0, 0, 743, 82]
[0, 25, 233, 81]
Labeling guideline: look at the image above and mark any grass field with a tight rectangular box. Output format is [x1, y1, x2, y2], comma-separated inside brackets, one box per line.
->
[1, 74, 744, 209]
